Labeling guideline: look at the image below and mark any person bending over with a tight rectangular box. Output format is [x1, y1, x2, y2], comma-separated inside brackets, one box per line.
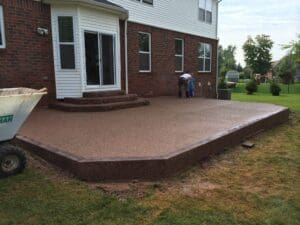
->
[178, 71, 193, 98]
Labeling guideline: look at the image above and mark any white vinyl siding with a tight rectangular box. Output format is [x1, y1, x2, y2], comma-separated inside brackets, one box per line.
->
[0, 6, 5, 49]
[51, 5, 81, 99]
[135, 0, 153, 5]
[51, 5, 122, 99]
[110, 0, 218, 39]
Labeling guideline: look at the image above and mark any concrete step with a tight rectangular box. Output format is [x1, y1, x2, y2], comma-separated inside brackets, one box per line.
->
[83, 90, 126, 98]
[51, 98, 150, 112]
[64, 94, 138, 105]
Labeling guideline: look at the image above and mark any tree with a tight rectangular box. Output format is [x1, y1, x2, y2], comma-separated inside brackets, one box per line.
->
[236, 63, 243, 72]
[243, 67, 253, 79]
[218, 45, 237, 76]
[243, 35, 274, 75]
[275, 55, 297, 85]
[218, 45, 224, 76]
[283, 34, 300, 64]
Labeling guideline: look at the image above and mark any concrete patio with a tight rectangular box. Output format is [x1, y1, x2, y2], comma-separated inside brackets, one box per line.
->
[16, 97, 289, 181]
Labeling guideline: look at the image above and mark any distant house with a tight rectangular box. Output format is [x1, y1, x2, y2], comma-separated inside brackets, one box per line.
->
[0, 0, 220, 105]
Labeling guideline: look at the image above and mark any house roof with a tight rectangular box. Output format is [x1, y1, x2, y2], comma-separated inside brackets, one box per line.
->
[44, 0, 128, 19]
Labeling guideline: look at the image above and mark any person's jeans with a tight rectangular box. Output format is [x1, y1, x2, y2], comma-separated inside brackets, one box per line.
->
[178, 78, 189, 98]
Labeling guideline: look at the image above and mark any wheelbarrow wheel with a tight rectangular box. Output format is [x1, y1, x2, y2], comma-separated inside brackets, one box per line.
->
[0, 144, 26, 178]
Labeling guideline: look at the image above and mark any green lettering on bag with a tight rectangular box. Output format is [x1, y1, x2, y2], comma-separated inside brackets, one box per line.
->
[0, 115, 14, 124]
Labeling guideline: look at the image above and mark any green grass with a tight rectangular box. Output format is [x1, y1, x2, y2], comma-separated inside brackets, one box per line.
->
[232, 83, 300, 112]
[0, 171, 149, 225]
[0, 84, 300, 225]
[232, 82, 300, 94]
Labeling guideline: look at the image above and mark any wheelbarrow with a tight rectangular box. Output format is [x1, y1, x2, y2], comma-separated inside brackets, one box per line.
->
[0, 87, 47, 178]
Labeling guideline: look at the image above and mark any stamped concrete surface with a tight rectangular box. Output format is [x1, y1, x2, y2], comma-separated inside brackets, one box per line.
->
[19, 97, 287, 160]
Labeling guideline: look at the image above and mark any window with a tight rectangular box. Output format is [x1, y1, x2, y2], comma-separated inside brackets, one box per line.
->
[0, 6, 6, 48]
[58, 16, 75, 69]
[135, 0, 153, 5]
[175, 39, 184, 72]
[139, 32, 151, 72]
[198, 43, 211, 72]
[198, 0, 212, 24]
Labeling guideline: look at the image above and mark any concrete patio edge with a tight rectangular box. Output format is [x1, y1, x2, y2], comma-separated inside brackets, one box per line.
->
[15, 107, 290, 182]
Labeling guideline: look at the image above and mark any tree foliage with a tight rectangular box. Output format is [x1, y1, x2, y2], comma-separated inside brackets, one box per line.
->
[243, 35, 274, 75]
[275, 55, 297, 84]
[218, 45, 237, 75]
[239, 66, 253, 79]
[283, 34, 300, 64]
[236, 63, 243, 72]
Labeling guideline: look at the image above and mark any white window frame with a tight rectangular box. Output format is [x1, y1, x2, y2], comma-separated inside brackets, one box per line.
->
[83, 30, 117, 88]
[198, 43, 212, 73]
[198, 0, 213, 24]
[57, 15, 76, 70]
[175, 38, 184, 73]
[138, 32, 151, 73]
[0, 6, 6, 49]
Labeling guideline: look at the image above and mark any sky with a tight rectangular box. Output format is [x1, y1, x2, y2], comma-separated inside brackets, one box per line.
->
[218, 0, 300, 66]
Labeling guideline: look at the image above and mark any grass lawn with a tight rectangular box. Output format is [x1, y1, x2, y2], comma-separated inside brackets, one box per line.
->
[0, 85, 299, 225]
[232, 83, 300, 113]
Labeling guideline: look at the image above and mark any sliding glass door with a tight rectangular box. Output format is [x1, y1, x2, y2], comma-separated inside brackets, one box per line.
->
[84, 32, 116, 87]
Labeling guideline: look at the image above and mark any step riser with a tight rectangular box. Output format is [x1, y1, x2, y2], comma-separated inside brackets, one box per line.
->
[83, 91, 126, 98]
[64, 95, 137, 105]
[51, 100, 149, 112]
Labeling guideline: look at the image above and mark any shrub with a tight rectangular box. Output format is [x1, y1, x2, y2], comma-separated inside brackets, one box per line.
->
[245, 79, 258, 95]
[218, 76, 227, 89]
[270, 81, 282, 96]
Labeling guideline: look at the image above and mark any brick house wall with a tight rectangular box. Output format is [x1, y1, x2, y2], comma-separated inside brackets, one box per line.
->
[0, 0, 218, 104]
[126, 22, 218, 98]
[0, 0, 55, 104]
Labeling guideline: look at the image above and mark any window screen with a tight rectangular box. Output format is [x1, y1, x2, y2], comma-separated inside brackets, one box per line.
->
[58, 16, 75, 69]
[198, 43, 211, 72]
[139, 32, 151, 72]
[175, 39, 184, 72]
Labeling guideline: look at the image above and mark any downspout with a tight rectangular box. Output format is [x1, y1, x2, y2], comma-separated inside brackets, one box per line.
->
[125, 19, 129, 94]
[216, 0, 222, 98]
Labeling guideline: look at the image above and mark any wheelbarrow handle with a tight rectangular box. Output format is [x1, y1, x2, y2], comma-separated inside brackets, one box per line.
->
[38, 88, 48, 93]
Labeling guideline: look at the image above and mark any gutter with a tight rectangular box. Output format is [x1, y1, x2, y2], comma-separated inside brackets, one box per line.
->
[43, 0, 129, 20]
[125, 19, 129, 94]
[216, 0, 222, 98]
